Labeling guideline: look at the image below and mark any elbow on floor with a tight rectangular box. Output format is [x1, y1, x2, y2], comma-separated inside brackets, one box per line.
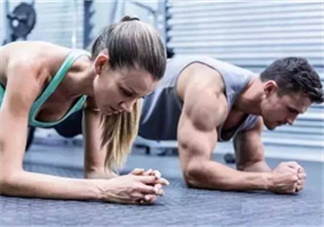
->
[183, 167, 203, 189]
[0, 171, 20, 195]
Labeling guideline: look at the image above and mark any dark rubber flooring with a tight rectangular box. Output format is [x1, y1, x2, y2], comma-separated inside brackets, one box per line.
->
[0, 144, 323, 227]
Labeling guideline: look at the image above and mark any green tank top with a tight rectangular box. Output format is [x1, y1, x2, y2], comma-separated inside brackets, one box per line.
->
[0, 50, 89, 128]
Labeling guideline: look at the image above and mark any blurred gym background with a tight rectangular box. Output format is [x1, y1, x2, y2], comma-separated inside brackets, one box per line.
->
[1, 0, 323, 162]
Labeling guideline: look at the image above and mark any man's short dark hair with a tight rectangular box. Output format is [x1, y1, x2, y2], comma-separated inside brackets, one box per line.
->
[260, 57, 324, 103]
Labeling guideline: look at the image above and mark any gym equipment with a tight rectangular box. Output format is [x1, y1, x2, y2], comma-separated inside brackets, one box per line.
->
[7, 2, 37, 41]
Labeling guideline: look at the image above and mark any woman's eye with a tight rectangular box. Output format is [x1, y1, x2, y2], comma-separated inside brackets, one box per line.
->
[121, 88, 133, 97]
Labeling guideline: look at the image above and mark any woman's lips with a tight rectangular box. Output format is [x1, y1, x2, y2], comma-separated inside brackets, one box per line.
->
[110, 106, 122, 114]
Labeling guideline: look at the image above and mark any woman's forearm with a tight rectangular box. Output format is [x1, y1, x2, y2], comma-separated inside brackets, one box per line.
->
[84, 169, 119, 180]
[1, 170, 103, 200]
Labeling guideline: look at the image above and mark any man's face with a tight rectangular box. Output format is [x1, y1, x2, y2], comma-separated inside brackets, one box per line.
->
[261, 84, 312, 130]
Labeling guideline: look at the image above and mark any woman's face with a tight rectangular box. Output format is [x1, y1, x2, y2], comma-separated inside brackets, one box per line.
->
[93, 54, 158, 116]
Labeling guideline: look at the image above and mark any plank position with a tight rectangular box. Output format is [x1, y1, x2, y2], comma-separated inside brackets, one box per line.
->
[0, 16, 169, 204]
[139, 56, 323, 194]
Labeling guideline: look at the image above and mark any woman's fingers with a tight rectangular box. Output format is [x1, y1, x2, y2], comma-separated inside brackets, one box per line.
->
[152, 170, 161, 178]
[154, 184, 164, 196]
[136, 181, 165, 195]
[156, 177, 170, 186]
[130, 168, 145, 175]
[144, 194, 157, 202]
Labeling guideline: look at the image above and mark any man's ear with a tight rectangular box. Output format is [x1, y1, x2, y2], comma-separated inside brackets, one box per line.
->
[94, 49, 110, 75]
[264, 80, 279, 97]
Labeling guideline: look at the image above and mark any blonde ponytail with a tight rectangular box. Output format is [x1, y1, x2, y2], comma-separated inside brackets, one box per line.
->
[101, 100, 142, 171]
[91, 16, 166, 170]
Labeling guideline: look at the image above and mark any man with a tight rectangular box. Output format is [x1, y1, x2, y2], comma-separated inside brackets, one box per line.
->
[139, 56, 324, 194]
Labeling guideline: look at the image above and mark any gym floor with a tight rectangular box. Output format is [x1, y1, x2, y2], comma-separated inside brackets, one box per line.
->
[1, 142, 323, 227]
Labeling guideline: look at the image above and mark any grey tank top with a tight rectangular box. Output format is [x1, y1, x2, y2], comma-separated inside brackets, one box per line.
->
[139, 56, 259, 142]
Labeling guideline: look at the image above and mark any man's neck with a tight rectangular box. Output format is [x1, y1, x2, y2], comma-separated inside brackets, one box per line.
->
[233, 76, 264, 116]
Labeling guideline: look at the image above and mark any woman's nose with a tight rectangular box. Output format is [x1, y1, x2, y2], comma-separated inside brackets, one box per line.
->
[120, 100, 134, 113]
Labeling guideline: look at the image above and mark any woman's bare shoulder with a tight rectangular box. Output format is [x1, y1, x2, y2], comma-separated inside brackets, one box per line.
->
[2, 41, 71, 86]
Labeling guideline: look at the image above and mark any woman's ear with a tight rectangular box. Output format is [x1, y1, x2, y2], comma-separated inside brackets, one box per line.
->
[94, 50, 110, 75]
[264, 80, 279, 96]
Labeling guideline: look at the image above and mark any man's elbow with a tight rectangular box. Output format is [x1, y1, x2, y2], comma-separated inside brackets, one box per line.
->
[183, 163, 205, 188]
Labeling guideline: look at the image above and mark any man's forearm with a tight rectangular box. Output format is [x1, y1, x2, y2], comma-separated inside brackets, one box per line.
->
[240, 160, 271, 173]
[185, 160, 272, 191]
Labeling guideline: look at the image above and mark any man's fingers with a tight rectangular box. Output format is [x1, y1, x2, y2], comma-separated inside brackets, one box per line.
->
[297, 178, 306, 187]
[295, 177, 306, 193]
[295, 184, 304, 193]
[298, 167, 305, 173]
[298, 172, 307, 180]
[285, 161, 299, 166]
[285, 161, 302, 170]
[285, 161, 299, 167]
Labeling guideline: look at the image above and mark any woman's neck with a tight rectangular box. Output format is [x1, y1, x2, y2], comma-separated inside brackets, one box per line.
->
[68, 57, 96, 98]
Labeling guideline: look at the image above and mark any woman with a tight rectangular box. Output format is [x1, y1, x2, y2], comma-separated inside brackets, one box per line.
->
[0, 16, 169, 204]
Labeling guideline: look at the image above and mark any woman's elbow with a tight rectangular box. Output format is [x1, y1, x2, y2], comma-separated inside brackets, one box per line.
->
[0, 170, 22, 195]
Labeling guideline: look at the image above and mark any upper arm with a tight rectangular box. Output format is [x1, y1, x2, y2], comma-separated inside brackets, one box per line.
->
[177, 87, 226, 170]
[233, 117, 265, 166]
[0, 60, 43, 173]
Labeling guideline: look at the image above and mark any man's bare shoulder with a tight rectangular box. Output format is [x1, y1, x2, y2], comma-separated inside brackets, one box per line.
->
[182, 84, 228, 131]
[177, 62, 224, 98]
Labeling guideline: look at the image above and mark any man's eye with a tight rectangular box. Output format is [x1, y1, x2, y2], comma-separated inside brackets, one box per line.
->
[289, 108, 297, 114]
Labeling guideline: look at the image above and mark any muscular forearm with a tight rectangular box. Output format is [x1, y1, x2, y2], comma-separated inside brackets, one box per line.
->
[1, 170, 103, 200]
[240, 160, 271, 173]
[185, 160, 272, 191]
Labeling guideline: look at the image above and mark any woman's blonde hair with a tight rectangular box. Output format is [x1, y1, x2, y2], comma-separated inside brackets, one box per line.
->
[100, 100, 142, 171]
[91, 16, 166, 170]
